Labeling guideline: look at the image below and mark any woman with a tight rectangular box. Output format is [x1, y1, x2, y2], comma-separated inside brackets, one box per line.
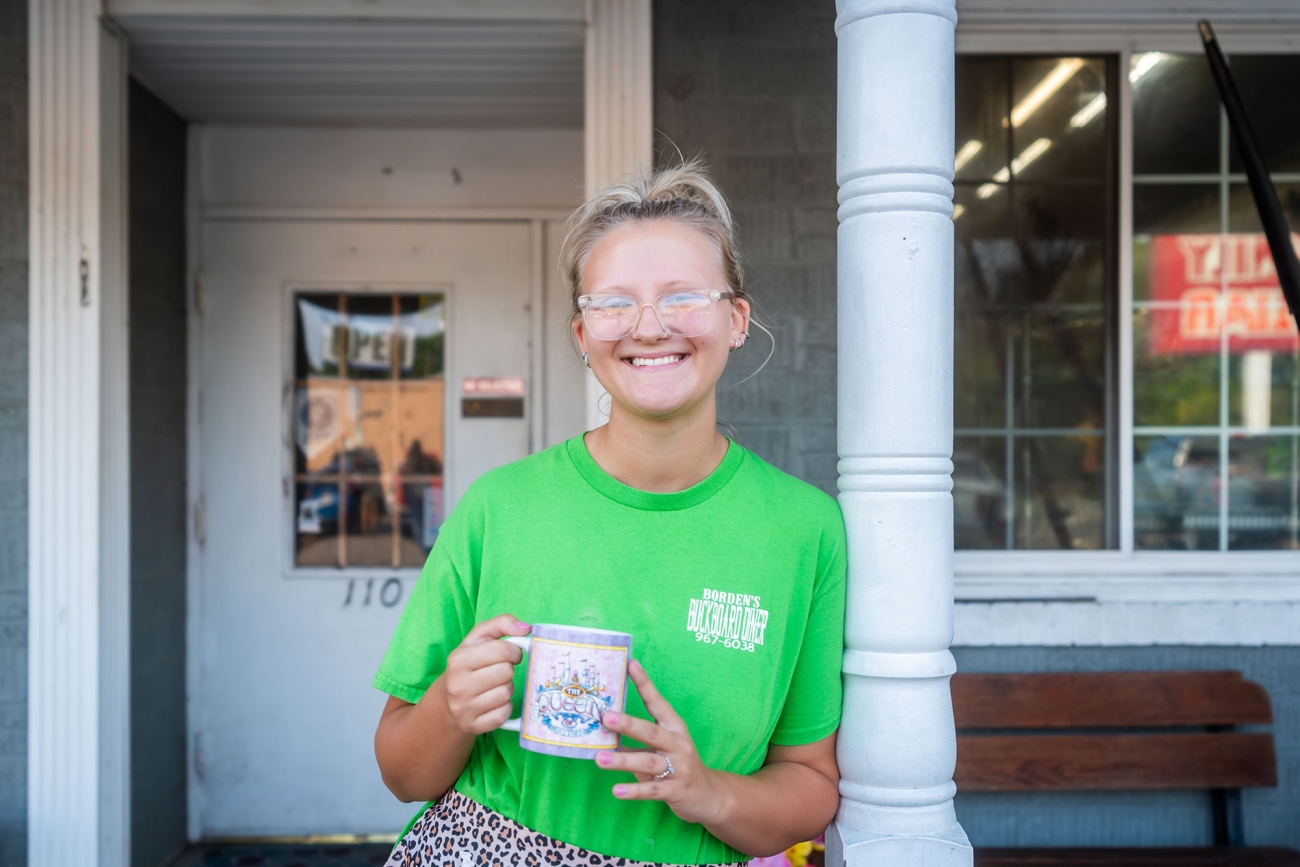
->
[373, 161, 846, 865]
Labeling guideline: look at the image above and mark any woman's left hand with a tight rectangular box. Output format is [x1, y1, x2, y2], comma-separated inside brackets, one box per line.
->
[596, 659, 728, 826]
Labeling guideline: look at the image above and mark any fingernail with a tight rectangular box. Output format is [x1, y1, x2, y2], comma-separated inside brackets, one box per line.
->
[629, 660, 642, 673]
[515, 621, 530, 630]
[603, 711, 620, 726]
[596, 753, 612, 767]
[613, 785, 627, 798]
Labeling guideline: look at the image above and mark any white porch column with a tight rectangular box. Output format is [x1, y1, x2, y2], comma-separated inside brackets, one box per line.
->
[28, 2, 130, 866]
[582, 0, 652, 429]
[827, 1, 971, 865]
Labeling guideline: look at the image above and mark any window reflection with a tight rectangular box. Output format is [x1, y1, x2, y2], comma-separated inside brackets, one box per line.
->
[1131, 53, 1300, 550]
[953, 55, 1116, 549]
[1131, 53, 1219, 175]
[293, 292, 446, 568]
[1228, 436, 1300, 549]
[1134, 436, 1220, 550]
[1228, 56, 1300, 174]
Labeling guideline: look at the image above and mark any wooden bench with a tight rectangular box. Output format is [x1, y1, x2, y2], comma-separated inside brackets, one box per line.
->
[951, 671, 1300, 866]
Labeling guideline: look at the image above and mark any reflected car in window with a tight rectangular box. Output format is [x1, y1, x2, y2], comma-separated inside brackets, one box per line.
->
[953, 450, 1008, 549]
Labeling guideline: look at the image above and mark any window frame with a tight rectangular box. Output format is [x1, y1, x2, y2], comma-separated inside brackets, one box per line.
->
[281, 279, 454, 581]
[952, 24, 1300, 642]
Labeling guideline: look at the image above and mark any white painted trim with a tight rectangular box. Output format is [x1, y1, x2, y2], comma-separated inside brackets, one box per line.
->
[106, 0, 586, 21]
[956, 26, 1300, 54]
[956, 550, 1300, 580]
[954, 600, 1300, 646]
[528, 219, 547, 453]
[954, 553, 1300, 643]
[97, 22, 131, 867]
[28, 4, 132, 865]
[184, 124, 206, 843]
[582, 0, 652, 430]
[1117, 46, 1135, 555]
[200, 206, 571, 223]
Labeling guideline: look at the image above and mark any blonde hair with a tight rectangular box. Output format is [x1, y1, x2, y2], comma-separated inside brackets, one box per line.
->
[559, 159, 749, 321]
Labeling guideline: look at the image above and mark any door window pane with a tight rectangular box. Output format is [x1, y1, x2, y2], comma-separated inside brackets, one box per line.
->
[954, 55, 1116, 549]
[292, 292, 446, 568]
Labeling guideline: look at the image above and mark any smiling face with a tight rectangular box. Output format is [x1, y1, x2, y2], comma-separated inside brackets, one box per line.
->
[574, 219, 750, 423]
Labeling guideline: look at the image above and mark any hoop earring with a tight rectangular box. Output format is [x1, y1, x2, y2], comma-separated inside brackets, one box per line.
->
[582, 352, 591, 369]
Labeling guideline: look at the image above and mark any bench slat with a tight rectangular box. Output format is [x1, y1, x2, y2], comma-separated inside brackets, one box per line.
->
[952, 672, 1272, 729]
[974, 848, 1300, 866]
[956, 733, 1277, 791]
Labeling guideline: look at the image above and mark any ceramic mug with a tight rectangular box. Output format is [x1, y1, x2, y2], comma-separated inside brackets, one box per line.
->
[500, 624, 632, 759]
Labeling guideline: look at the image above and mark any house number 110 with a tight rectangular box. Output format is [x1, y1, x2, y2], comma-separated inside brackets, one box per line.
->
[343, 577, 404, 609]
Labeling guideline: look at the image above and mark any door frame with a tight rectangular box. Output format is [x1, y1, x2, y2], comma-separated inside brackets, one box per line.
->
[26, 7, 131, 867]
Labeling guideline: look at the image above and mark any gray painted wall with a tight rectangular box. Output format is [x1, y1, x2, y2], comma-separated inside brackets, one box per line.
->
[654, 0, 840, 495]
[128, 80, 189, 867]
[953, 646, 1300, 848]
[0, 1, 26, 864]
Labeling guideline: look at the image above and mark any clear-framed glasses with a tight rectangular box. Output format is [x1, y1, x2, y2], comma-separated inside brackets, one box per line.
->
[577, 290, 734, 341]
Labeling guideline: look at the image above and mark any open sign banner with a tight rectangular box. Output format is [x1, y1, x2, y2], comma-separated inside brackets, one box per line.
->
[1149, 233, 1299, 355]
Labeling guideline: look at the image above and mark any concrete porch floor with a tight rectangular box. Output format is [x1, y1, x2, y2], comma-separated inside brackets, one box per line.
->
[168, 843, 393, 867]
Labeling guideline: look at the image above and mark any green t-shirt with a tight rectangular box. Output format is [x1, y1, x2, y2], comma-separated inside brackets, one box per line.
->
[374, 435, 846, 864]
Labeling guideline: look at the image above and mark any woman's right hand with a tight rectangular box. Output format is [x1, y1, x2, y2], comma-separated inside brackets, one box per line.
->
[441, 614, 532, 734]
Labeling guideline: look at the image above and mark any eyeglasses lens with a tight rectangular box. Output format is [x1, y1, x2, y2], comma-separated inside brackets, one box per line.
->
[584, 296, 640, 340]
[583, 292, 717, 340]
[659, 293, 715, 337]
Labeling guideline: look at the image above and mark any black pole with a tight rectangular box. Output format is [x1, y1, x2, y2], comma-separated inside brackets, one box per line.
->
[1199, 19, 1300, 322]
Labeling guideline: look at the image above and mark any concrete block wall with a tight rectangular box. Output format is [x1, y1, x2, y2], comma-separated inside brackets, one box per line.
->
[952, 646, 1300, 847]
[653, 0, 840, 495]
[0, 1, 26, 864]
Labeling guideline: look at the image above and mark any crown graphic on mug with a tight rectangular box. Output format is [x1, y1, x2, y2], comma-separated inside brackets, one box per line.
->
[500, 624, 632, 759]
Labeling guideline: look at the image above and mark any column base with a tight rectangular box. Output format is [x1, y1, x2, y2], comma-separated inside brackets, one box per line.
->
[825, 821, 973, 867]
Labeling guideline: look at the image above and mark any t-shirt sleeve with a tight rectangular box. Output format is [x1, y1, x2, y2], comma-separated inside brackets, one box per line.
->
[769, 513, 847, 746]
[372, 494, 481, 705]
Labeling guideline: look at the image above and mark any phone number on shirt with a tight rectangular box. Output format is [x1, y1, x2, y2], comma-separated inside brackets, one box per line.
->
[695, 632, 757, 652]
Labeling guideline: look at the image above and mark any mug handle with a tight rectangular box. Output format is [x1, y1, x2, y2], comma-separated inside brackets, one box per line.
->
[497, 635, 532, 733]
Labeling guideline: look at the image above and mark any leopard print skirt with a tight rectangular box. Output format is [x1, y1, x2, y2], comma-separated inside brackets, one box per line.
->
[385, 789, 745, 867]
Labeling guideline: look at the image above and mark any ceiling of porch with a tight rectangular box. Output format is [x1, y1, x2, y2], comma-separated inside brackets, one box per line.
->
[114, 14, 585, 128]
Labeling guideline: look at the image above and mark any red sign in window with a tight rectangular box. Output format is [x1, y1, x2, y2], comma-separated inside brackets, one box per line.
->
[1149, 233, 1299, 355]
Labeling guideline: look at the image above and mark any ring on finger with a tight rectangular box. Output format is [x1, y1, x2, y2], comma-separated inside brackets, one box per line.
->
[654, 754, 675, 780]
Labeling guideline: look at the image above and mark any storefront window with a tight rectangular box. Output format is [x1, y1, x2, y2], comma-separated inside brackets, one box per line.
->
[292, 292, 446, 568]
[1131, 52, 1300, 551]
[953, 56, 1117, 549]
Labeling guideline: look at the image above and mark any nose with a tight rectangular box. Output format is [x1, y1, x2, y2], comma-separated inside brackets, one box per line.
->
[631, 301, 669, 342]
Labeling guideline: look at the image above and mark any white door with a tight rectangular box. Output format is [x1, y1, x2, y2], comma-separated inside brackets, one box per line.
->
[195, 219, 533, 835]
